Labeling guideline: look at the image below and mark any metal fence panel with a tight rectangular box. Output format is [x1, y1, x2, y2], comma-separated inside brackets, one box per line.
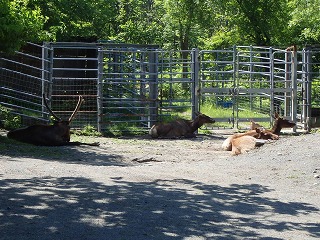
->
[0, 42, 51, 125]
[99, 48, 158, 133]
[236, 46, 281, 129]
[2, 42, 320, 133]
[98, 48, 196, 133]
[199, 48, 236, 128]
[45, 42, 99, 129]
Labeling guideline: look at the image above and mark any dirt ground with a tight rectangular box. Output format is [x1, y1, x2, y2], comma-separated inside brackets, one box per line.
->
[0, 129, 320, 240]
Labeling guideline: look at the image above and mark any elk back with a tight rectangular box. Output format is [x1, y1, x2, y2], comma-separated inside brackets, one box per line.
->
[149, 120, 192, 138]
[7, 122, 70, 146]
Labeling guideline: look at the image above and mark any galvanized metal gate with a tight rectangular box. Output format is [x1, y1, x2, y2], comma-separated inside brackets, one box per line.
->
[0, 42, 51, 126]
[97, 46, 159, 133]
[2, 42, 320, 133]
[198, 46, 305, 130]
[97, 48, 196, 133]
[42, 43, 196, 133]
[198, 47, 236, 129]
[44, 42, 99, 128]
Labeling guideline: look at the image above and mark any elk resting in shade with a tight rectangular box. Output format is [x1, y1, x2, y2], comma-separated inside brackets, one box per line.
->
[7, 95, 99, 146]
[149, 112, 215, 138]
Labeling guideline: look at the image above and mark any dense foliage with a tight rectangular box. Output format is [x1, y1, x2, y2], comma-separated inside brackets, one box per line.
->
[0, 0, 46, 52]
[0, 0, 318, 52]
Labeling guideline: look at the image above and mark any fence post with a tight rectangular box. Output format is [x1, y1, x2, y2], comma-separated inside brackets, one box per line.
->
[97, 47, 104, 133]
[41, 43, 50, 121]
[303, 47, 312, 131]
[233, 45, 237, 129]
[46, 43, 54, 122]
[269, 47, 275, 119]
[291, 46, 298, 132]
[191, 48, 200, 119]
[249, 45, 253, 110]
[284, 48, 291, 117]
[148, 51, 158, 127]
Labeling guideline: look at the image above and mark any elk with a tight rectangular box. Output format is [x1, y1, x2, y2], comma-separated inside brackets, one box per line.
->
[250, 113, 296, 135]
[149, 112, 215, 138]
[250, 119, 264, 130]
[221, 128, 279, 152]
[222, 113, 296, 155]
[7, 95, 99, 146]
[231, 135, 267, 155]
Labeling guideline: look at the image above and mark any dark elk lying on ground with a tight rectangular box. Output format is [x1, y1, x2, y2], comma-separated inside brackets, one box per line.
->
[7, 95, 99, 146]
[149, 112, 215, 139]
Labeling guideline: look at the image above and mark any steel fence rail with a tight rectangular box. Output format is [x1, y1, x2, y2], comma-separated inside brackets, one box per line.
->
[1, 43, 320, 133]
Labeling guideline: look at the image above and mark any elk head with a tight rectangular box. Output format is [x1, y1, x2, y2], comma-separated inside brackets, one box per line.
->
[271, 112, 296, 135]
[195, 112, 216, 124]
[43, 94, 84, 141]
[250, 119, 264, 130]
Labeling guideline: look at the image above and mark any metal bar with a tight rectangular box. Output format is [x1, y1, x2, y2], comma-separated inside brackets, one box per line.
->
[1, 68, 48, 82]
[291, 47, 298, 132]
[191, 48, 199, 117]
[97, 47, 103, 132]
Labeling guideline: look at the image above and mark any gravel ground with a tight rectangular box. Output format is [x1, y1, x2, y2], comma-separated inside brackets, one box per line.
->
[0, 129, 320, 240]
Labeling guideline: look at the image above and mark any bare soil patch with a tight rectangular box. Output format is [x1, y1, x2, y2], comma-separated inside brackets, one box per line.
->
[0, 129, 320, 239]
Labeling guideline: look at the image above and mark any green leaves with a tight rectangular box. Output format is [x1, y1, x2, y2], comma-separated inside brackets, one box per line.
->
[0, 0, 46, 52]
[288, 0, 320, 44]
[1, 0, 320, 53]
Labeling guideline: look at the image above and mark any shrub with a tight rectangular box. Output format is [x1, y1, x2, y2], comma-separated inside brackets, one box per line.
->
[0, 105, 21, 130]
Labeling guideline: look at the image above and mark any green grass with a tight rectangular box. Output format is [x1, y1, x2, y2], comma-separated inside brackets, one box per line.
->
[98, 102, 271, 136]
[102, 123, 146, 137]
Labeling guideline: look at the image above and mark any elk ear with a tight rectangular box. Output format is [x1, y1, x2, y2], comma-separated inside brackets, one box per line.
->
[255, 128, 261, 133]
[274, 112, 279, 119]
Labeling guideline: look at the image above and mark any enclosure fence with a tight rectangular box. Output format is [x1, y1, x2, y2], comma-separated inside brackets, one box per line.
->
[1, 42, 320, 133]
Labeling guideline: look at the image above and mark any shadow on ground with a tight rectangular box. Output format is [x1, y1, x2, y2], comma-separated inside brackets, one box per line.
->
[0, 135, 125, 166]
[0, 133, 226, 166]
[1, 177, 319, 240]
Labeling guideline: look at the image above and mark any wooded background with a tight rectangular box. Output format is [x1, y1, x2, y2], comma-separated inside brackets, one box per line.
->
[1, 0, 318, 52]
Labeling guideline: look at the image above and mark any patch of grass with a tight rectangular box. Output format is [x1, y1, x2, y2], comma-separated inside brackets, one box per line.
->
[103, 123, 146, 137]
[72, 125, 102, 137]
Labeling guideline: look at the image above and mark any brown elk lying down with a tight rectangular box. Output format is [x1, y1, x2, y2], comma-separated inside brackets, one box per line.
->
[231, 135, 268, 155]
[223, 113, 296, 155]
[221, 128, 279, 152]
[7, 95, 99, 146]
[149, 112, 215, 138]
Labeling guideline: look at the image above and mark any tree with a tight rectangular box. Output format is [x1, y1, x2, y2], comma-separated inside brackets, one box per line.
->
[1, 0, 314, 53]
[162, 0, 204, 50]
[28, 0, 119, 41]
[233, 0, 290, 46]
[288, 0, 320, 46]
[0, 0, 46, 52]
[114, 0, 165, 45]
[200, 0, 291, 48]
